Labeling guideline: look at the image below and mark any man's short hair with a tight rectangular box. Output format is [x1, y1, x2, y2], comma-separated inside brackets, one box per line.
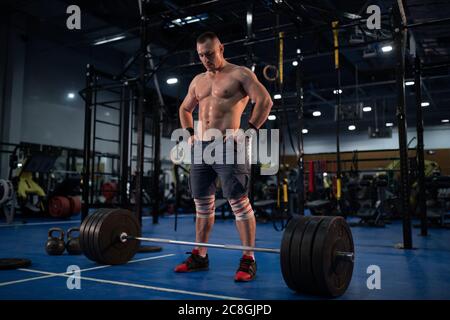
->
[196, 31, 219, 44]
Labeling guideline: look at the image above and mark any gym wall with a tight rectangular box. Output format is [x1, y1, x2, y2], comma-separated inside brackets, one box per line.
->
[283, 148, 450, 175]
[276, 125, 450, 155]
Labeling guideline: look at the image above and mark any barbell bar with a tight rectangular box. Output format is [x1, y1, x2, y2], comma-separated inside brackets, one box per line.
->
[79, 208, 355, 297]
[120, 233, 354, 262]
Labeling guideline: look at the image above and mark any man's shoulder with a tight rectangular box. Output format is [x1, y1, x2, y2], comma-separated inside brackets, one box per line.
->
[229, 64, 251, 73]
[230, 65, 255, 82]
[192, 72, 207, 83]
[195, 72, 208, 79]
[188, 73, 206, 88]
[226, 64, 250, 77]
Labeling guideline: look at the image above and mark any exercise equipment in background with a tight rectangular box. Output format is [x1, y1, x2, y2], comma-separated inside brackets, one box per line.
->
[48, 196, 71, 218]
[0, 179, 16, 224]
[66, 228, 82, 255]
[45, 228, 66, 255]
[0, 258, 32, 270]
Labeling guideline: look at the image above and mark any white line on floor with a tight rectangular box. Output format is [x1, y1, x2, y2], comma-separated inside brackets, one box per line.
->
[0, 274, 57, 287]
[18, 268, 246, 300]
[0, 254, 175, 287]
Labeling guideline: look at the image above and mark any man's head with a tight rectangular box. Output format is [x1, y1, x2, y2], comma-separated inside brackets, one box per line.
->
[196, 32, 224, 72]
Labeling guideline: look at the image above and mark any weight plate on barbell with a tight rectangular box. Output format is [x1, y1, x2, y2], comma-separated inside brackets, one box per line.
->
[83, 210, 102, 260]
[91, 209, 120, 263]
[300, 217, 326, 294]
[280, 217, 301, 291]
[79, 210, 96, 261]
[80, 208, 109, 261]
[312, 216, 354, 297]
[92, 209, 141, 265]
[290, 216, 323, 294]
[88, 209, 114, 263]
[282, 216, 321, 294]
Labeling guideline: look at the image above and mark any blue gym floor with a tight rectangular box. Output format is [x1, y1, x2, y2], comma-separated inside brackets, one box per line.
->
[1, 211, 450, 300]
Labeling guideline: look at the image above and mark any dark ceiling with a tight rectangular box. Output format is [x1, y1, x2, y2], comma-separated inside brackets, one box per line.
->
[3, 0, 450, 136]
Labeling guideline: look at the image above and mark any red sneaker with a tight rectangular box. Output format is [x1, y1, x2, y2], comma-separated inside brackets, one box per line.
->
[234, 255, 257, 282]
[174, 249, 209, 273]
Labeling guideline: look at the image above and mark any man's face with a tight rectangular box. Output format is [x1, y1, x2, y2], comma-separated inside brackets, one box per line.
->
[197, 38, 223, 71]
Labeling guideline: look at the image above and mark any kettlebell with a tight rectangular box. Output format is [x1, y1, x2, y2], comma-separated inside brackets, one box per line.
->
[46, 228, 65, 255]
[66, 228, 82, 255]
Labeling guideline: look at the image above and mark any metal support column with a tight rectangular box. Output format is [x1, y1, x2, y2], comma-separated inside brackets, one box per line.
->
[296, 49, 305, 215]
[120, 84, 131, 209]
[152, 101, 161, 224]
[415, 56, 427, 237]
[82, 64, 94, 221]
[135, 7, 147, 225]
[394, 3, 413, 249]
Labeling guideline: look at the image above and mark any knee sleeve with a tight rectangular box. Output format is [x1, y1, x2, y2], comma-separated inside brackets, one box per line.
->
[229, 195, 254, 221]
[194, 196, 215, 219]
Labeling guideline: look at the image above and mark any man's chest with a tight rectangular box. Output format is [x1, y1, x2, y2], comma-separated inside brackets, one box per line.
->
[195, 74, 242, 100]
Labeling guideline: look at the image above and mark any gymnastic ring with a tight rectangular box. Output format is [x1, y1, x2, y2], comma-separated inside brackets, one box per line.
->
[263, 65, 279, 82]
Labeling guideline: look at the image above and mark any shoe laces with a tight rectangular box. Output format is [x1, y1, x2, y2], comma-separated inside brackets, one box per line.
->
[238, 257, 253, 272]
[184, 251, 195, 264]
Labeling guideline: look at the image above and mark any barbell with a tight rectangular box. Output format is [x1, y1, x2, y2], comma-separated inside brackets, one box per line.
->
[79, 208, 355, 297]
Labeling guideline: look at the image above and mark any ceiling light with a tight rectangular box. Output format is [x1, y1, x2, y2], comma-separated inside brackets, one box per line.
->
[94, 35, 125, 46]
[381, 45, 393, 53]
[186, 18, 200, 24]
[348, 125, 356, 131]
[246, 12, 252, 26]
[363, 106, 372, 112]
[312, 111, 321, 117]
[268, 115, 276, 121]
[166, 78, 178, 85]
[170, 14, 208, 27]
[274, 94, 282, 100]
[421, 102, 430, 107]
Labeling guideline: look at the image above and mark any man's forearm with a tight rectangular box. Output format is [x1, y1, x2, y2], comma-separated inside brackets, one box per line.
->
[248, 98, 273, 129]
[179, 109, 194, 130]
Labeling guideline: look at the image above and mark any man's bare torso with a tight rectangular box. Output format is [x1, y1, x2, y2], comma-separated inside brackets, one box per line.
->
[194, 63, 250, 138]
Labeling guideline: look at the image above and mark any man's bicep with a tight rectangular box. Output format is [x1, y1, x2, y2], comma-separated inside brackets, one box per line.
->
[240, 69, 269, 102]
[244, 78, 270, 102]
